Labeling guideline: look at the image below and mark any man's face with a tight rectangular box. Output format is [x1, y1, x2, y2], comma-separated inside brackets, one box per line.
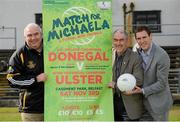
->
[113, 32, 128, 55]
[135, 30, 152, 52]
[24, 26, 42, 51]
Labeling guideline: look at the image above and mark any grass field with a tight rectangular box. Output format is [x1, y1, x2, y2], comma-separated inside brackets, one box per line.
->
[0, 107, 20, 121]
[169, 105, 180, 121]
[0, 105, 179, 121]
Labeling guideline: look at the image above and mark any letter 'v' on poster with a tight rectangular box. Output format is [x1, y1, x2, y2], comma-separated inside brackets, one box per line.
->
[43, 0, 113, 121]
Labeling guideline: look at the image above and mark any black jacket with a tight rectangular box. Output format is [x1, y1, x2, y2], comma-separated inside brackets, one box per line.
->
[7, 44, 44, 113]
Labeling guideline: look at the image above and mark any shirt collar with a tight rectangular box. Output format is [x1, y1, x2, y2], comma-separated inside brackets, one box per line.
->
[140, 43, 152, 56]
[116, 49, 127, 57]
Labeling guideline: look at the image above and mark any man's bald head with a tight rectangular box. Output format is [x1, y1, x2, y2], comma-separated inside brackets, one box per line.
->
[24, 23, 42, 37]
[24, 23, 42, 52]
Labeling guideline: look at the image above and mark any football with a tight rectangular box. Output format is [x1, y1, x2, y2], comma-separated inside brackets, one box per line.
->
[117, 73, 136, 92]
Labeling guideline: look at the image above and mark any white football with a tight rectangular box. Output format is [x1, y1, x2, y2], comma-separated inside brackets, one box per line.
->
[117, 73, 136, 92]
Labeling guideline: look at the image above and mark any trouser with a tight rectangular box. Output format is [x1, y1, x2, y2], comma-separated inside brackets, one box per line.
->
[21, 113, 44, 122]
[113, 93, 140, 121]
[113, 93, 125, 121]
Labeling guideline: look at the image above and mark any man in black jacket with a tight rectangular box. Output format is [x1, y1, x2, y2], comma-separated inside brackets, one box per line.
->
[7, 23, 47, 121]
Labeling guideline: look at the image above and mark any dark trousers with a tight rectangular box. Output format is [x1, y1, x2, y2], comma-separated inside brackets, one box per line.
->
[113, 93, 125, 121]
[113, 93, 140, 122]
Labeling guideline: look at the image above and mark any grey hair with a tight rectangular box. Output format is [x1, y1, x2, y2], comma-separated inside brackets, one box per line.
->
[113, 29, 128, 39]
[24, 23, 42, 36]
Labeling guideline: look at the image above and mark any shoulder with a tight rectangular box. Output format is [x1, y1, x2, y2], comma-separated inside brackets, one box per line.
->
[153, 44, 170, 65]
[124, 49, 142, 64]
[154, 44, 169, 59]
[9, 45, 26, 61]
[128, 48, 141, 60]
[17, 45, 26, 54]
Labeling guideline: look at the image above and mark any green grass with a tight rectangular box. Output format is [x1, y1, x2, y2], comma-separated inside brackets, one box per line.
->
[169, 105, 180, 121]
[0, 107, 21, 121]
[0, 105, 179, 121]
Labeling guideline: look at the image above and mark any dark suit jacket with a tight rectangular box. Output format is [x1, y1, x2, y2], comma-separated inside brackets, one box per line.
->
[112, 48, 144, 119]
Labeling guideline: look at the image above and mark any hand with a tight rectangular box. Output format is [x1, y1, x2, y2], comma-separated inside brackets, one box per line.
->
[123, 86, 143, 95]
[123, 90, 134, 96]
[36, 73, 47, 82]
[132, 86, 143, 94]
[107, 81, 115, 88]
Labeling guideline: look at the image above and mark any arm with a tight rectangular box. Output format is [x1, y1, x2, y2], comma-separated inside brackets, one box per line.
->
[143, 53, 170, 97]
[7, 51, 45, 89]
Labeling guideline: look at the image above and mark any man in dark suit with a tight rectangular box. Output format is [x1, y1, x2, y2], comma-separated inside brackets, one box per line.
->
[108, 29, 144, 121]
[133, 26, 173, 121]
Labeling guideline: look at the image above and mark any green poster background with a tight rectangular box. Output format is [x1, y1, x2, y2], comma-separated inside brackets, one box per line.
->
[43, 0, 113, 121]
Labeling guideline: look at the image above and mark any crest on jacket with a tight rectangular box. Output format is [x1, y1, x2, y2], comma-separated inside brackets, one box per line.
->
[27, 61, 36, 69]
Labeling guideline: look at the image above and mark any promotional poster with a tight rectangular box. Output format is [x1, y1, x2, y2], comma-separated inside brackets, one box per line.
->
[43, 0, 113, 120]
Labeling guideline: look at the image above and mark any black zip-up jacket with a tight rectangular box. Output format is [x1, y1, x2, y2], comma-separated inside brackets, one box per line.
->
[7, 44, 44, 113]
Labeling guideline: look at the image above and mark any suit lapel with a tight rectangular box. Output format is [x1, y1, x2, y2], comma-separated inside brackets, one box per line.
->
[145, 43, 156, 72]
[112, 48, 116, 66]
[120, 49, 130, 74]
[112, 48, 116, 81]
